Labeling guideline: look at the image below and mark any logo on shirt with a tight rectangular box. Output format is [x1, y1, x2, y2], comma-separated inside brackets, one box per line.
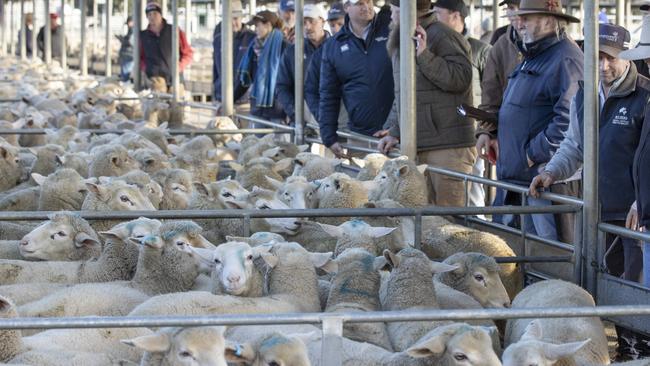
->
[340, 44, 349, 52]
[375, 36, 388, 42]
[613, 107, 630, 126]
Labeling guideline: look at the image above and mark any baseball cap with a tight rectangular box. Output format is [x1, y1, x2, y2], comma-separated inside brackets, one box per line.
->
[248, 10, 281, 26]
[599, 23, 630, 57]
[390, 0, 433, 12]
[145, 1, 162, 14]
[498, 0, 520, 6]
[232, 0, 244, 16]
[304, 4, 327, 20]
[328, 2, 345, 20]
[432, 0, 469, 18]
[280, 0, 296, 11]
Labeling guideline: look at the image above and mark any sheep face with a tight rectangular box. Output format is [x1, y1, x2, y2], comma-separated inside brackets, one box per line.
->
[262, 143, 309, 162]
[0, 144, 23, 191]
[195, 180, 250, 209]
[352, 153, 389, 181]
[123, 327, 228, 366]
[268, 176, 318, 210]
[133, 148, 171, 174]
[226, 332, 312, 366]
[102, 218, 162, 241]
[19, 217, 100, 261]
[249, 190, 301, 235]
[86, 181, 156, 211]
[203, 242, 270, 296]
[407, 324, 502, 366]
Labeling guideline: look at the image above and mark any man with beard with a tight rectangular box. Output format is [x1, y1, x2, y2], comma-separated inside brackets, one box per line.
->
[376, 0, 475, 207]
[276, 4, 329, 124]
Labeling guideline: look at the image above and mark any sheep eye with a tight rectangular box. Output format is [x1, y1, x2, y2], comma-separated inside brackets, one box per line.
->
[247, 254, 254, 261]
[453, 353, 467, 361]
[175, 241, 185, 247]
[284, 191, 289, 196]
[214, 258, 221, 264]
[57, 231, 66, 237]
[179, 350, 192, 358]
[120, 195, 131, 203]
[268, 362, 280, 366]
[222, 192, 233, 198]
[474, 274, 485, 282]
[259, 204, 271, 210]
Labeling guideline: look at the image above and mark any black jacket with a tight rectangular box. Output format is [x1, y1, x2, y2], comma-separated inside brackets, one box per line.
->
[37, 26, 65, 60]
[118, 27, 134, 63]
[212, 23, 255, 103]
[635, 97, 650, 228]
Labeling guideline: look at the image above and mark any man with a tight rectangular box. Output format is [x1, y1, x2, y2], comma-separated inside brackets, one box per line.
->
[212, 0, 255, 105]
[37, 13, 66, 62]
[490, 0, 519, 45]
[280, 0, 296, 42]
[377, 0, 475, 207]
[17, 13, 33, 57]
[432, 0, 491, 209]
[276, 4, 329, 124]
[476, 0, 583, 240]
[319, 0, 393, 158]
[117, 16, 135, 82]
[327, 2, 346, 35]
[139, 1, 193, 89]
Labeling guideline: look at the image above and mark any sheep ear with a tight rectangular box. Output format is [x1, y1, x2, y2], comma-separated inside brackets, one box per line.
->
[383, 249, 400, 269]
[224, 342, 256, 362]
[521, 319, 543, 341]
[111, 154, 120, 167]
[0, 146, 8, 160]
[0, 296, 15, 312]
[416, 164, 428, 174]
[430, 261, 459, 274]
[265, 175, 284, 190]
[31, 173, 47, 186]
[541, 339, 591, 363]
[273, 157, 293, 173]
[406, 332, 448, 358]
[351, 157, 366, 168]
[397, 165, 410, 177]
[55, 155, 65, 166]
[74, 232, 101, 249]
[86, 182, 107, 199]
[334, 178, 343, 191]
[193, 182, 210, 197]
[367, 226, 396, 238]
[260, 252, 279, 268]
[229, 162, 244, 172]
[263, 146, 281, 158]
[298, 144, 310, 152]
[99, 229, 122, 241]
[309, 252, 334, 270]
[318, 223, 344, 238]
[373, 256, 391, 271]
[121, 333, 171, 353]
[293, 157, 305, 167]
[363, 202, 377, 209]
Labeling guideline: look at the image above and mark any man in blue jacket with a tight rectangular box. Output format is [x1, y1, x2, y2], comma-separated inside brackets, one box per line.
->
[318, 0, 393, 157]
[276, 4, 329, 124]
[476, 0, 583, 240]
[212, 0, 255, 104]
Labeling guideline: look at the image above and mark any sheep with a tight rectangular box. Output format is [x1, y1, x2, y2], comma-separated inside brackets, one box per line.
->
[282, 220, 339, 253]
[0, 217, 162, 305]
[55, 152, 91, 177]
[0, 144, 28, 192]
[142, 98, 171, 126]
[15, 112, 49, 147]
[246, 186, 303, 236]
[132, 147, 171, 175]
[29, 144, 66, 179]
[225, 232, 286, 247]
[230, 157, 293, 191]
[171, 153, 221, 184]
[352, 153, 390, 181]
[113, 170, 164, 210]
[17, 221, 207, 318]
[262, 142, 310, 162]
[503, 280, 610, 366]
[170, 135, 216, 161]
[117, 131, 165, 154]
[188, 179, 250, 243]
[122, 326, 228, 366]
[43, 125, 80, 147]
[318, 219, 401, 257]
[368, 199, 522, 299]
[207, 116, 242, 147]
[266, 175, 319, 209]
[0, 221, 34, 241]
[32, 169, 89, 211]
[314, 173, 369, 225]
[88, 143, 139, 178]
[224, 331, 312, 366]
[325, 248, 393, 351]
[379, 247, 459, 352]
[237, 134, 278, 164]
[81, 180, 156, 232]
[369, 158, 429, 208]
[0, 121, 20, 146]
[292, 153, 343, 181]
[136, 122, 172, 153]
[152, 168, 195, 210]
[0, 186, 39, 211]
[128, 241, 330, 317]
[434, 252, 511, 309]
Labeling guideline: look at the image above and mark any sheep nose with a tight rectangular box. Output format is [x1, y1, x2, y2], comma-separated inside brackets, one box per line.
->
[227, 275, 241, 284]
[19, 240, 28, 247]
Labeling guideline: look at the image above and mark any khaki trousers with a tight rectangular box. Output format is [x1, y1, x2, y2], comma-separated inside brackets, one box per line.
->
[418, 147, 478, 207]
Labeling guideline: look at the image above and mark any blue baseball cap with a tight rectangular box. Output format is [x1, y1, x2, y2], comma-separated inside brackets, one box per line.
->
[328, 2, 345, 21]
[280, 0, 295, 11]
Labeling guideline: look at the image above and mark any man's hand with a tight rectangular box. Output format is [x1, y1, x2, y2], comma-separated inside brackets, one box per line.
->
[626, 201, 640, 231]
[329, 142, 348, 158]
[415, 25, 427, 56]
[377, 135, 399, 155]
[529, 171, 556, 198]
[373, 130, 389, 138]
[476, 134, 499, 164]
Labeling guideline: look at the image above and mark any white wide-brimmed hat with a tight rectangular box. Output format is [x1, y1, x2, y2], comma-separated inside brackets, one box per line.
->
[619, 14, 650, 61]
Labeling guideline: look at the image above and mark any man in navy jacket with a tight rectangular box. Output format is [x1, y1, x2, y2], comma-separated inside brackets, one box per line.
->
[318, 0, 393, 157]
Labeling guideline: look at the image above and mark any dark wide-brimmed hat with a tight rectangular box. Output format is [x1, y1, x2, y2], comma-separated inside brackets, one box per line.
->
[390, 0, 433, 13]
[511, 0, 580, 23]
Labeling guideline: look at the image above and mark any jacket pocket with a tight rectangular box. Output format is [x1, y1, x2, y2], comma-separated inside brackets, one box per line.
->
[417, 103, 439, 139]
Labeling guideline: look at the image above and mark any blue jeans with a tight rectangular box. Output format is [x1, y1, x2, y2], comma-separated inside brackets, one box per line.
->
[644, 242, 650, 286]
[120, 60, 134, 82]
[522, 196, 559, 241]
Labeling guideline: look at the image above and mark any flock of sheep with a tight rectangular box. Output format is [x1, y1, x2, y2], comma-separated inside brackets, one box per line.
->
[0, 59, 645, 366]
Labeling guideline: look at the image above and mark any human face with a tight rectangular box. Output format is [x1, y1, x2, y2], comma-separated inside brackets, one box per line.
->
[599, 52, 628, 86]
[506, 4, 520, 27]
[146, 11, 163, 30]
[281, 9, 296, 28]
[304, 17, 325, 43]
[328, 18, 345, 34]
[255, 20, 273, 39]
[390, 4, 399, 25]
[345, 0, 374, 23]
[232, 16, 243, 32]
[433, 7, 463, 32]
[517, 14, 554, 43]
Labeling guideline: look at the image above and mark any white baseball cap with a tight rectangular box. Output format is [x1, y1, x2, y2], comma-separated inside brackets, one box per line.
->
[304, 4, 327, 20]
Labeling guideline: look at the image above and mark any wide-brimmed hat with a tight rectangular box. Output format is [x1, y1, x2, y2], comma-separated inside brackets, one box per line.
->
[232, 0, 244, 16]
[598, 23, 630, 57]
[247, 10, 281, 27]
[511, 0, 579, 23]
[390, 0, 433, 12]
[619, 15, 650, 61]
[498, 0, 520, 6]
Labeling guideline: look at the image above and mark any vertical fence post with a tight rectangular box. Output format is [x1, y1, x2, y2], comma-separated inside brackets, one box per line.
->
[9, 0, 14, 56]
[184, 0, 191, 44]
[44, 0, 51, 64]
[520, 192, 528, 278]
[30, 0, 35, 60]
[133, 0, 142, 89]
[294, 0, 304, 145]
[220, 0, 233, 117]
[0, 0, 5, 57]
[616, 0, 624, 26]
[583, 0, 599, 295]
[105, 0, 112, 77]
[399, 0, 417, 160]
[249, 0, 256, 17]
[60, 0, 66, 70]
[80, 0, 87, 76]
[573, 209, 584, 285]
[92, 0, 97, 57]
[492, 0, 499, 39]
[19, 0, 25, 59]
[321, 316, 343, 366]
[171, 0, 179, 102]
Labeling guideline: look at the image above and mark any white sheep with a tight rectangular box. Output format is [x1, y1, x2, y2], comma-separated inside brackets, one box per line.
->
[369, 157, 429, 208]
[318, 219, 400, 257]
[32, 169, 90, 211]
[314, 173, 369, 226]
[152, 168, 195, 210]
[292, 153, 343, 181]
[352, 153, 390, 181]
[88, 143, 139, 178]
[230, 157, 293, 191]
[266, 175, 319, 210]
[0, 144, 24, 193]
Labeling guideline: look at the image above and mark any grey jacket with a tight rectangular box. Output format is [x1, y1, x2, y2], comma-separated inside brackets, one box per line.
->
[383, 13, 475, 151]
[467, 36, 491, 106]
